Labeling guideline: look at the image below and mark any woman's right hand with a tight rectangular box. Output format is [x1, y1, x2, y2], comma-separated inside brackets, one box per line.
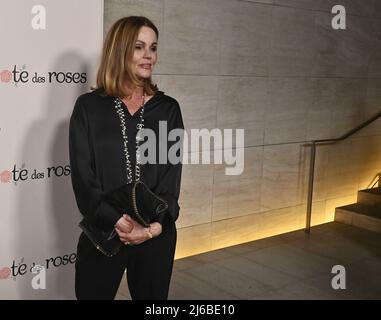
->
[115, 215, 133, 234]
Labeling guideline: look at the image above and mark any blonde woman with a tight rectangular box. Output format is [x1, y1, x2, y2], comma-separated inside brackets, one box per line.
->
[69, 16, 183, 300]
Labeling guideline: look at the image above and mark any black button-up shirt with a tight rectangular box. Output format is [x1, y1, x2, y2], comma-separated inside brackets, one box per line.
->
[69, 88, 184, 229]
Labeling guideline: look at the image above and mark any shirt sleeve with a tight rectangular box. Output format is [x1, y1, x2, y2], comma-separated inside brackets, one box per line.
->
[69, 95, 122, 230]
[153, 100, 184, 226]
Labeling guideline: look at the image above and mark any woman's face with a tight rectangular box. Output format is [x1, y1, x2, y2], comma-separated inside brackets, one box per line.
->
[131, 26, 158, 80]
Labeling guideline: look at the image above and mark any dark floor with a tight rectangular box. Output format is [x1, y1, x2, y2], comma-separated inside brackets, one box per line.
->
[116, 222, 381, 299]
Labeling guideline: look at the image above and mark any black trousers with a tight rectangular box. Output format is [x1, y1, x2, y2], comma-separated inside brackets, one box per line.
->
[75, 217, 177, 300]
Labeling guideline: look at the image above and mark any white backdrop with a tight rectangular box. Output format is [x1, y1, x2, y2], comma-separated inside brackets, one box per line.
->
[0, 0, 103, 299]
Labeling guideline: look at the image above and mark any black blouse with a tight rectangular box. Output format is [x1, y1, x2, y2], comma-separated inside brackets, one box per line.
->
[69, 88, 184, 229]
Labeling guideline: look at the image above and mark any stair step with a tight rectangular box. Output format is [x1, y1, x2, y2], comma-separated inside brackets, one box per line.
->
[358, 187, 381, 209]
[363, 187, 381, 195]
[335, 203, 381, 233]
[337, 203, 381, 218]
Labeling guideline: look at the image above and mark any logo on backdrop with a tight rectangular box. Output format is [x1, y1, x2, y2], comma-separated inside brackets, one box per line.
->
[0, 65, 87, 87]
[0, 164, 70, 184]
[0, 253, 76, 285]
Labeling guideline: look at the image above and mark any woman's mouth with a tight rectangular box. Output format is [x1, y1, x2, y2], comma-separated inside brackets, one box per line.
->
[139, 64, 151, 70]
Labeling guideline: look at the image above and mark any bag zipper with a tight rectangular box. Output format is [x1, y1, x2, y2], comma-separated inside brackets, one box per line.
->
[80, 226, 118, 257]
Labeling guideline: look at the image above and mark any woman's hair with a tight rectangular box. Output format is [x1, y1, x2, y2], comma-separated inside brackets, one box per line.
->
[95, 16, 159, 97]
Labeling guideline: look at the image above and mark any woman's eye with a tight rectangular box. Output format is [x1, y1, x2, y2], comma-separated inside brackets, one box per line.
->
[135, 46, 157, 52]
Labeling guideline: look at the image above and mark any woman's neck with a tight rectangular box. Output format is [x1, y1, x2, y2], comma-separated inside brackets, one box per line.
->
[124, 85, 144, 101]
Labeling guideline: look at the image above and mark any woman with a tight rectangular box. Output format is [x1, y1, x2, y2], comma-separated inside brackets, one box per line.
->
[69, 16, 184, 300]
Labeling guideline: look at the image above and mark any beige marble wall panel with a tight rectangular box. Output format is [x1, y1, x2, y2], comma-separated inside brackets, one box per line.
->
[177, 159, 214, 228]
[309, 200, 328, 226]
[269, 6, 316, 77]
[367, 19, 381, 78]
[309, 78, 367, 140]
[175, 223, 213, 259]
[211, 211, 263, 250]
[212, 146, 263, 221]
[241, 0, 273, 4]
[258, 205, 305, 237]
[160, 75, 218, 152]
[217, 76, 267, 147]
[354, 135, 381, 189]
[309, 144, 330, 201]
[219, 1, 272, 76]
[261, 143, 309, 211]
[297, 137, 376, 206]
[364, 78, 381, 120]
[313, 12, 374, 77]
[265, 78, 314, 144]
[161, 0, 221, 75]
[322, 138, 363, 199]
[375, 1, 381, 18]
[358, 79, 381, 136]
[306, 81, 334, 141]
[315, 0, 376, 17]
[274, 0, 320, 11]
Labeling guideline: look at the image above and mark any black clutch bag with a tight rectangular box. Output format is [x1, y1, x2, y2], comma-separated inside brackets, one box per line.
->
[79, 218, 122, 257]
[78, 180, 168, 257]
[105, 180, 168, 227]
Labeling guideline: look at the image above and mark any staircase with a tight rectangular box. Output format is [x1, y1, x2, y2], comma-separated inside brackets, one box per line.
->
[335, 187, 381, 232]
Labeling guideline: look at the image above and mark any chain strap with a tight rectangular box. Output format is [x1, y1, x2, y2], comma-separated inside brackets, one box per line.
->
[114, 95, 145, 184]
